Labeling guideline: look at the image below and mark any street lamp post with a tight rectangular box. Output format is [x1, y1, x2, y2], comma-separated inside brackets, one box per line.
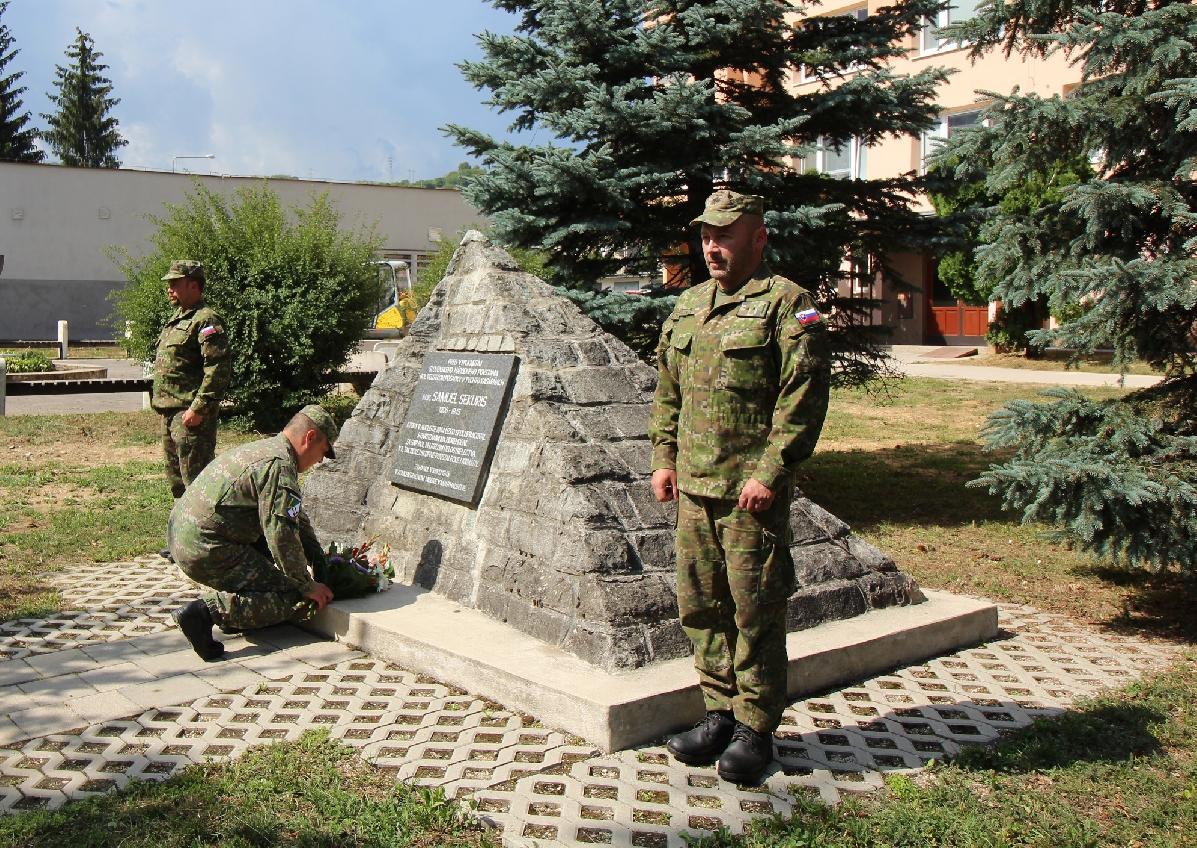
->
[172, 153, 216, 173]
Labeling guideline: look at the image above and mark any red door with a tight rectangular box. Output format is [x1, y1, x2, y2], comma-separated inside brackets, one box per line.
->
[926, 263, 988, 345]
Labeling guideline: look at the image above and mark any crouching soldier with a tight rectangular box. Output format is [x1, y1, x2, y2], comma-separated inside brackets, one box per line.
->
[168, 405, 339, 660]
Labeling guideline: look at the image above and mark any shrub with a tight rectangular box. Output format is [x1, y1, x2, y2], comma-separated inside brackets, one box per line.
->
[110, 182, 383, 431]
[0, 351, 54, 373]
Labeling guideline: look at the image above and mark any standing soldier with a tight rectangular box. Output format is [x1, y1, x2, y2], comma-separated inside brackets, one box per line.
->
[151, 260, 232, 547]
[649, 190, 831, 784]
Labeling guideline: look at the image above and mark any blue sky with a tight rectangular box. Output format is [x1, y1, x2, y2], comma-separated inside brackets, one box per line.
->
[4, 0, 523, 181]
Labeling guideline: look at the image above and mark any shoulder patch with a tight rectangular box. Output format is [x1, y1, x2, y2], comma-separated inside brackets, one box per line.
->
[198, 324, 223, 340]
[796, 307, 823, 327]
[285, 492, 302, 520]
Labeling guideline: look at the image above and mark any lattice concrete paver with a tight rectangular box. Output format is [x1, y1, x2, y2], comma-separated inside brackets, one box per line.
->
[0, 559, 1181, 848]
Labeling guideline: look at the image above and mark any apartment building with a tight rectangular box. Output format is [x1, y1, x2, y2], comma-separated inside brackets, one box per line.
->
[791, 1, 1079, 345]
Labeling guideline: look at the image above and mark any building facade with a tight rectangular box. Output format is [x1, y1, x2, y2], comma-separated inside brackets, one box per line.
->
[790, 1, 1079, 345]
[0, 162, 484, 340]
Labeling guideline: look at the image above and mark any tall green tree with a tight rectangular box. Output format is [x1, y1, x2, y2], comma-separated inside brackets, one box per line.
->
[935, 1, 1197, 568]
[446, 0, 951, 379]
[41, 28, 125, 167]
[0, 1, 42, 162]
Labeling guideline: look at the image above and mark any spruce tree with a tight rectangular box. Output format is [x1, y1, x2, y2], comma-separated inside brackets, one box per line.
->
[41, 28, 126, 168]
[446, 0, 950, 377]
[934, 0, 1197, 568]
[0, 1, 42, 162]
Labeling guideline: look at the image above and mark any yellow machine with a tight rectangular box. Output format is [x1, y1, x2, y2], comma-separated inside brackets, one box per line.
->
[372, 260, 419, 331]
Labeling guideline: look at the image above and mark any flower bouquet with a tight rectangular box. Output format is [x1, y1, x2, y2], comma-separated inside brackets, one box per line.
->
[315, 536, 395, 599]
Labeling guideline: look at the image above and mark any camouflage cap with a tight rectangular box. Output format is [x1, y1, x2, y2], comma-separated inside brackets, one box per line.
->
[689, 190, 765, 227]
[298, 404, 339, 459]
[162, 259, 205, 282]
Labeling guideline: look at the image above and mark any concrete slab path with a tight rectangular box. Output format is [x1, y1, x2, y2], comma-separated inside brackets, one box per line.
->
[0, 556, 1177, 847]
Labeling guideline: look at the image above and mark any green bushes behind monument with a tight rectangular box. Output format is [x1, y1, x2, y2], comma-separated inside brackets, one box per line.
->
[110, 183, 383, 431]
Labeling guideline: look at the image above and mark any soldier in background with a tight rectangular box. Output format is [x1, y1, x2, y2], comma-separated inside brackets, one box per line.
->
[649, 190, 831, 784]
[151, 260, 232, 520]
[168, 405, 338, 660]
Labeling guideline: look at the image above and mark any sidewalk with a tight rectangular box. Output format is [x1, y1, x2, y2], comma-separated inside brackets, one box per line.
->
[2, 349, 1162, 416]
[0, 556, 1177, 845]
[887, 345, 1163, 389]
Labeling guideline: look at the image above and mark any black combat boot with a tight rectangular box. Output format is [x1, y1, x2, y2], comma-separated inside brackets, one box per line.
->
[717, 722, 773, 784]
[667, 710, 735, 764]
[171, 599, 225, 661]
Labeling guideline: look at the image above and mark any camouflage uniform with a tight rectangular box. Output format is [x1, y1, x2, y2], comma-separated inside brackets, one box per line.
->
[649, 263, 831, 733]
[168, 433, 327, 631]
[151, 262, 232, 498]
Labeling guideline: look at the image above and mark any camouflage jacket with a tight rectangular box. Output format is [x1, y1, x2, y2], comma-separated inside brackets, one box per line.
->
[151, 299, 232, 415]
[649, 265, 831, 499]
[169, 434, 321, 595]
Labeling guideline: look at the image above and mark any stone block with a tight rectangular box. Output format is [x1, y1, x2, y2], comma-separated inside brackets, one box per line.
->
[560, 367, 641, 405]
[524, 338, 581, 368]
[625, 484, 677, 530]
[792, 541, 868, 586]
[847, 534, 897, 572]
[575, 574, 676, 626]
[628, 530, 674, 572]
[542, 443, 633, 484]
[796, 496, 852, 541]
[786, 582, 867, 631]
[575, 339, 612, 366]
[550, 528, 637, 575]
[524, 369, 570, 403]
[645, 619, 690, 663]
[607, 441, 652, 478]
[568, 405, 651, 441]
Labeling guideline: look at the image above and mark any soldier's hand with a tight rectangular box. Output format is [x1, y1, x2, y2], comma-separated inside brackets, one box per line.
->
[652, 469, 679, 502]
[182, 409, 204, 429]
[305, 582, 334, 610]
[738, 479, 775, 513]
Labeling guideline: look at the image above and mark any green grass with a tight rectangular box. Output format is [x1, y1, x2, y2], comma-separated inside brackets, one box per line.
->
[0, 411, 259, 620]
[685, 654, 1197, 848]
[0, 731, 494, 848]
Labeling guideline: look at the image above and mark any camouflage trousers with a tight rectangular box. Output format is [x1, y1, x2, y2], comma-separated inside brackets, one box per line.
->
[675, 489, 794, 734]
[169, 532, 315, 632]
[161, 409, 219, 499]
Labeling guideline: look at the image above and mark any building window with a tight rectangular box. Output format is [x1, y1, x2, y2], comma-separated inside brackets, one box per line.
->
[800, 6, 868, 84]
[921, 109, 982, 170]
[805, 136, 868, 179]
[921, 0, 982, 53]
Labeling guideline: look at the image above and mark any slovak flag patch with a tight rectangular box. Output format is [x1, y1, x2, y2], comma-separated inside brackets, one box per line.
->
[796, 307, 822, 327]
[198, 324, 223, 340]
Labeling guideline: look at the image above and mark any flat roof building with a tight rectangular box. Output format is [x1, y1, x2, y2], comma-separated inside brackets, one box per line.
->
[0, 162, 484, 340]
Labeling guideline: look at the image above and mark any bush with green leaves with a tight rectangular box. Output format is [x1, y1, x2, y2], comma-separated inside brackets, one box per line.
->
[0, 351, 53, 373]
[111, 182, 382, 431]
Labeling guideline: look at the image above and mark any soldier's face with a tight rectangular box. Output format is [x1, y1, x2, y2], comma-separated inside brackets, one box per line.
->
[701, 216, 766, 290]
[167, 277, 202, 309]
[296, 430, 331, 472]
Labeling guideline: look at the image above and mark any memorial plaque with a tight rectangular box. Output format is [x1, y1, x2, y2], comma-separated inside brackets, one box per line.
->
[391, 351, 517, 505]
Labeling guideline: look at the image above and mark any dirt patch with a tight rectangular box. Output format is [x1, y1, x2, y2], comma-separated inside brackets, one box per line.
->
[2, 441, 159, 467]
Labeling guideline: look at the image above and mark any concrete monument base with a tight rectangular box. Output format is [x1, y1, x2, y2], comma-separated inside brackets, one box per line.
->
[307, 587, 998, 752]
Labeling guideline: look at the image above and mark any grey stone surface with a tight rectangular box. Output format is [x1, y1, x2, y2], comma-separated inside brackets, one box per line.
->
[304, 233, 925, 672]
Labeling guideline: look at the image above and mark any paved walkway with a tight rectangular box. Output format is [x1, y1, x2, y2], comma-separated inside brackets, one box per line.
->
[0, 557, 1177, 846]
[3, 347, 1162, 416]
[888, 346, 1162, 389]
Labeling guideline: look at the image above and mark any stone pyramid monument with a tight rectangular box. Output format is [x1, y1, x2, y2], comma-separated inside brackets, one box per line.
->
[303, 233, 924, 673]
